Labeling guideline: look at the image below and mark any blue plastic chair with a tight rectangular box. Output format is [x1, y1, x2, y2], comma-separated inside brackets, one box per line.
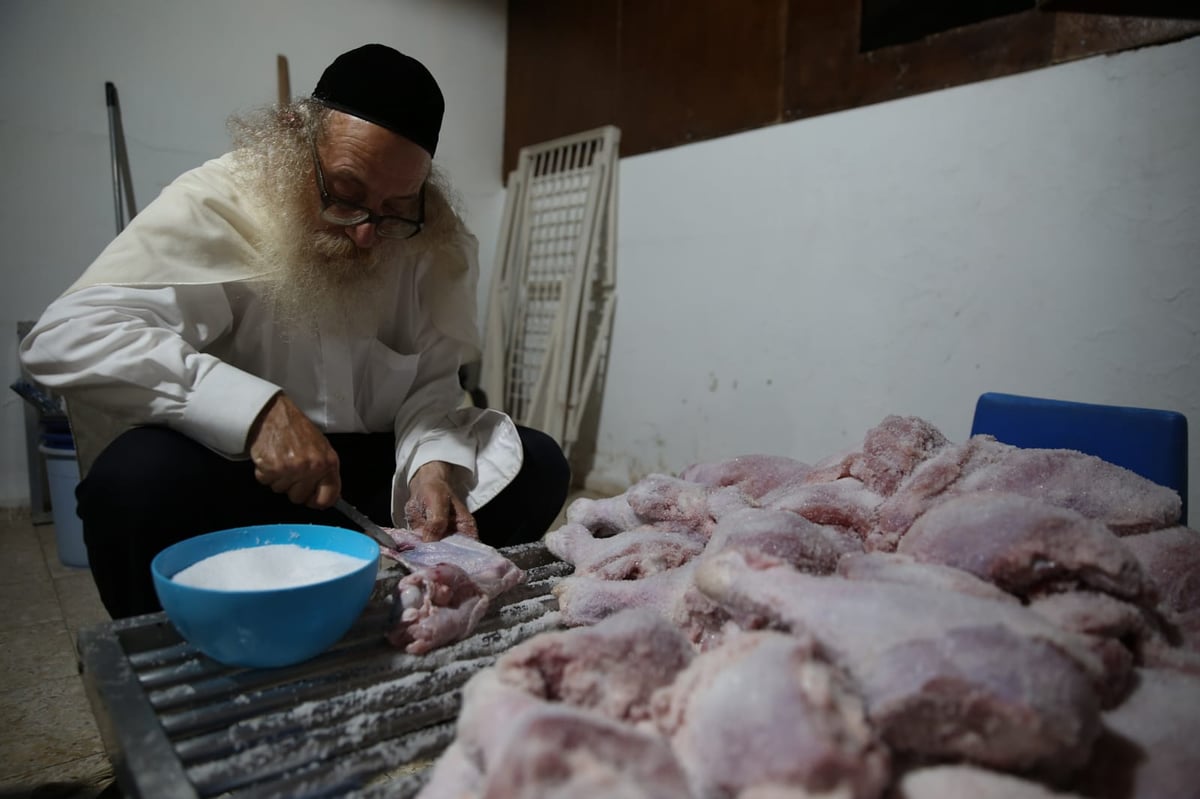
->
[970, 392, 1188, 525]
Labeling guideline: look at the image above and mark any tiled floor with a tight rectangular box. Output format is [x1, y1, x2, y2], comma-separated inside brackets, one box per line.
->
[0, 508, 113, 799]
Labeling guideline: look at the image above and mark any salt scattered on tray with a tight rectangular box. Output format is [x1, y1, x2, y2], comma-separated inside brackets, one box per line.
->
[173, 544, 371, 591]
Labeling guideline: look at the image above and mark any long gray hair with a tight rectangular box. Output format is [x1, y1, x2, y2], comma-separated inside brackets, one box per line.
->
[226, 97, 463, 247]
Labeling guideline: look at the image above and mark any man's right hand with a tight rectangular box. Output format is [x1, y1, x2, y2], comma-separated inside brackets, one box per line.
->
[247, 393, 341, 509]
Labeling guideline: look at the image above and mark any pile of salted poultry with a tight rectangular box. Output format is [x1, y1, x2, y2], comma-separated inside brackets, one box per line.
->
[404, 415, 1198, 799]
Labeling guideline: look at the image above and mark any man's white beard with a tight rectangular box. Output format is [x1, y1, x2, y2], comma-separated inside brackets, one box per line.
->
[255, 209, 399, 331]
[231, 124, 461, 333]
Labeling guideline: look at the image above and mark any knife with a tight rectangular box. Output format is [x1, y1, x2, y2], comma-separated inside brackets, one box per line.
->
[335, 498, 412, 573]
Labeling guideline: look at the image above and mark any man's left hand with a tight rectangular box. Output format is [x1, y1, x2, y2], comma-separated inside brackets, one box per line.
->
[405, 461, 478, 542]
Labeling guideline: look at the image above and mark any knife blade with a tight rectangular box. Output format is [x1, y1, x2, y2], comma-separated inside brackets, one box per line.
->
[335, 498, 412, 573]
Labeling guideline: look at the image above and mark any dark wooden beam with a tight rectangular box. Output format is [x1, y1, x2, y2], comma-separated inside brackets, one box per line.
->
[1039, 0, 1200, 18]
[504, 0, 621, 179]
[618, 0, 787, 157]
[1052, 12, 1200, 60]
[504, 0, 1200, 175]
[784, 0, 1054, 122]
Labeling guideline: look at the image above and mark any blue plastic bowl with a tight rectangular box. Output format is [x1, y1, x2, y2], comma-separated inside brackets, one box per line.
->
[151, 524, 380, 668]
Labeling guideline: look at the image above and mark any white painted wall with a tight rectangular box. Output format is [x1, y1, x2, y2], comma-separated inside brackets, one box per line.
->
[588, 37, 1200, 519]
[0, 0, 508, 505]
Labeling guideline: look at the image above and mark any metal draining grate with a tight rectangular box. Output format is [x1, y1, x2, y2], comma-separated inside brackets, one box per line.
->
[78, 541, 571, 799]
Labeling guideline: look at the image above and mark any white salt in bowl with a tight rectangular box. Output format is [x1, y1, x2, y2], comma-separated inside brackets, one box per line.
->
[151, 524, 380, 668]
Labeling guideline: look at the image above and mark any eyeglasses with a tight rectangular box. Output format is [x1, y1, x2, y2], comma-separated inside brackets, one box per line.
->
[309, 139, 425, 239]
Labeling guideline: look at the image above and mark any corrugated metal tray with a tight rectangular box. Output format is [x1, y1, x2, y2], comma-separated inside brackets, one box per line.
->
[77, 540, 570, 799]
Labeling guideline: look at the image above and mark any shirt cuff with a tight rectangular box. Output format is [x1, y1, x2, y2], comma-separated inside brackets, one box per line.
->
[405, 433, 479, 486]
[176, 361, 282, 456]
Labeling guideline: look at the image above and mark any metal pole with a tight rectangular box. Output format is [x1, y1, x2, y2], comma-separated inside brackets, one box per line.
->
[106, 82, 138, 232]
[106, 82, 123, 235]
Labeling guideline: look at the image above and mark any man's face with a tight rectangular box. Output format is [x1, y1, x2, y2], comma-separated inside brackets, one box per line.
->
[310, 111, 432, 252]
[251, 109, 436, 325]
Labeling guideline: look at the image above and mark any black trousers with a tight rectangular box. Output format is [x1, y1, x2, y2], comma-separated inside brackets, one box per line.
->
[77, 425, 571, 619]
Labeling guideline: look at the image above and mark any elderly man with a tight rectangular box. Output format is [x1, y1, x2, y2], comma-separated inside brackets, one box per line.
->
[20, 44, 570, 619]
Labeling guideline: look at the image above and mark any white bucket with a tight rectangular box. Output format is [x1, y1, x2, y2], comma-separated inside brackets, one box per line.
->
[38, 444, 88, 568]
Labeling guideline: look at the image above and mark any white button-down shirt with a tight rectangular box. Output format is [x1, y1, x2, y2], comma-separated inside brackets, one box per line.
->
[20, 154, 522, 521]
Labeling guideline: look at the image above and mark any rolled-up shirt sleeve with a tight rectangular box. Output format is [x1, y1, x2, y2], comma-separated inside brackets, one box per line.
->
[19, 284, 282, 457]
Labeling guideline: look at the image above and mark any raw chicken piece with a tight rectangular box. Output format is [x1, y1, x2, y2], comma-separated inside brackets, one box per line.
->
[802, 447, 857, 484]
[553, 568, 686, 627]
[802, 415, 951, 495]
[447, 668, 692, 799]
[706, 507, 861, 575]
[564, 475, 752, 541]
[542, 521, 591, 563]
[1142, 638, 1200, 676]
[738, 787, 855, 799]
[760, 478, 884, 539]
[1078, 668, 1200, 799]
[626, 475, 753, 538]
[550, 508, 859, 647]
[417, 741, 483, 799]
[836, 552, 1018, 605]
[892, 765, 1086, 798]
[565, 494, 641, 536]
[696, 550, 1107, 775]
[679, 454, 812, 499]
[867, 438, 997, 551]
[551, 508, 859, 646]
[384, 529, 525, 597]
[1122, 526, 1200, 652]
[875, 436, 1181, 546]
[1122, 527, 1200, 613]
[1028, 591, 1156, 648]
[383, 530, 525, 654]
[956, 445, 1182, 534]
[553, 562, 732, 649]
[454, 669, 546, 771]
[1025, 590, 1180, 686]
[849, 415, 952, 495]
[477, 704, 692, 799]
[897, 492, 1147, 600]
[387, 563, 490, 654]
[627, 474, 717, 526]
[705, 485, 758, 523]
[544, 522, 706, 579]
[652, 631, 889, 799]
[869, 625, 1104, 776]
[494, 609, 694, 725]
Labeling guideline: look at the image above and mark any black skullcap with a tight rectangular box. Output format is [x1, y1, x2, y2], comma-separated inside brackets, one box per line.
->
[312, 44, 444, 156]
